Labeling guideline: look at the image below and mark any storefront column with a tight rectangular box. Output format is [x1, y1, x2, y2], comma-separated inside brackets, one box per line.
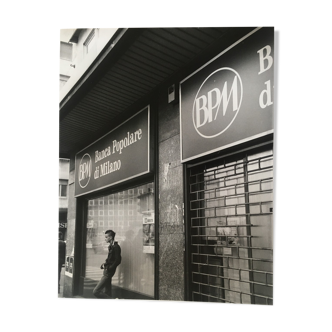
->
[158, 97, 185, 301]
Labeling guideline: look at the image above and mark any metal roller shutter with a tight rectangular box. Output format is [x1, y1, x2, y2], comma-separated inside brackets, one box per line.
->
[188, 146, 273, 304]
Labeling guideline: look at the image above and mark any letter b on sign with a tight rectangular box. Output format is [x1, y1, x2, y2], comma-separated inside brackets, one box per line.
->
[257, 45, 273, 75]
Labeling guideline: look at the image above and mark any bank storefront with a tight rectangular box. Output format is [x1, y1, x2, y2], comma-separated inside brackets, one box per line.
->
[181, 27, 274, 304]
[73, 106, 156, 299]
[61, 27, 274, 304]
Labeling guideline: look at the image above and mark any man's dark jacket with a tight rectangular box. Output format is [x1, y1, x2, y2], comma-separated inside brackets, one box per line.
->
[102, 241, 121, 276]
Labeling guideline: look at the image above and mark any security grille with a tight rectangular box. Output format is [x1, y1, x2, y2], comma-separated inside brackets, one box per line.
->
[188, 147, 273, 304]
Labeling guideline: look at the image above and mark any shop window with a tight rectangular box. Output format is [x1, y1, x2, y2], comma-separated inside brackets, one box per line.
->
[85, 182, 155, 298]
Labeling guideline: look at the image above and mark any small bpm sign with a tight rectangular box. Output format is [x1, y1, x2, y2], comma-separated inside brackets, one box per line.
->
[180, 27, 274, 162]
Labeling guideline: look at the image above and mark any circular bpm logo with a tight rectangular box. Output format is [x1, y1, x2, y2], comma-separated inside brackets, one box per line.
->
[78, 153, 92, 188]
[192, 67, 243, 138]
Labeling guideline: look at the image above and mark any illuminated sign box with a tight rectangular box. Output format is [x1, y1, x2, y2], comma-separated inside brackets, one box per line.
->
[75, 106, 150, 197]
[180, 27, 274, 162]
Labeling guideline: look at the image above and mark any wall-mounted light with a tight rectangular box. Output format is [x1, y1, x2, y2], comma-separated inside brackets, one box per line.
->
[70, 64, 75, 68]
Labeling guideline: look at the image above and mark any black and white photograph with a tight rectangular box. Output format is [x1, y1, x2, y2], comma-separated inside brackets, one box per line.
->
[59, 27, 274, 304]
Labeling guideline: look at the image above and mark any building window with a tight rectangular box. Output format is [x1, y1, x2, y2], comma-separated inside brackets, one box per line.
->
[99, 200, 104, 205]
[57, 74, 70, 91]
[128, 210, 133, 216]
[59, 180, 68, 197]
[98, 210, 104, 216]
[89, 200, 95, 206]
[83, 29, 96, 55]
[108, 210, 114, 216]
[118, 210, 124, 216]
[60, 42, 72, 61]
[89, 210, 94, 216]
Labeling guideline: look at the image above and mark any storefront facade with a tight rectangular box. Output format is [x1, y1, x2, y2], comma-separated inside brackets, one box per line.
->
[60, 27, 274, 304]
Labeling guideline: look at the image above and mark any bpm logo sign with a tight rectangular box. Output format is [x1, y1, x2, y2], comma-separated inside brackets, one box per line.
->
[192, 68, 243, 138]
[78, 153, 92, 188]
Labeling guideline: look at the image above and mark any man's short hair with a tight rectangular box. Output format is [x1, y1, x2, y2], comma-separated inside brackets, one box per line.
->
[105, 230, 116, 238]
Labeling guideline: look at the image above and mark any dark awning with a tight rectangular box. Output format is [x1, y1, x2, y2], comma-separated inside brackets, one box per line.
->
[59, 27, 256, 158]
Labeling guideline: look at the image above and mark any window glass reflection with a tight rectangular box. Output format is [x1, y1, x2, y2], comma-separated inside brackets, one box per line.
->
[85, 183, 155, 297]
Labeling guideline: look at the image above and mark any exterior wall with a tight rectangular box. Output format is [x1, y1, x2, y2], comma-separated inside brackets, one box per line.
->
[57, 26, 76, 91]
[158, 89, 185, 301]
[63, 157, 77, 297]
[59, 158, 69, 180]
[59, 159, 69, 211]
[59, 28, 117, 102]
[59, 159, 69, 240]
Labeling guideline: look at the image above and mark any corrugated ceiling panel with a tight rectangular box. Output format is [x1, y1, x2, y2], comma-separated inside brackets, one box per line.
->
[84, 89, 131, 110]
[151, 29, 204, 54]
[113, 61, 163, 86]
[109, 64, 157, 90]
[120, 53, 171, 79]
[133, 37, 185, 67]
[99, 77, 146, 98]
[73, 104, 119, 119]
[136, 35, 190, 63]
[62, 117, 101, 131]
[129, 43, 179, 72]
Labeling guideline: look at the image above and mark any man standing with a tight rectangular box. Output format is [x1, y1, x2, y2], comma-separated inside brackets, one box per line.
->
[93, 230, 121, 299]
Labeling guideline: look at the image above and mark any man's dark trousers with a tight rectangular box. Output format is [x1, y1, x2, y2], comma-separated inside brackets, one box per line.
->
[93, 268, 116, 299]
